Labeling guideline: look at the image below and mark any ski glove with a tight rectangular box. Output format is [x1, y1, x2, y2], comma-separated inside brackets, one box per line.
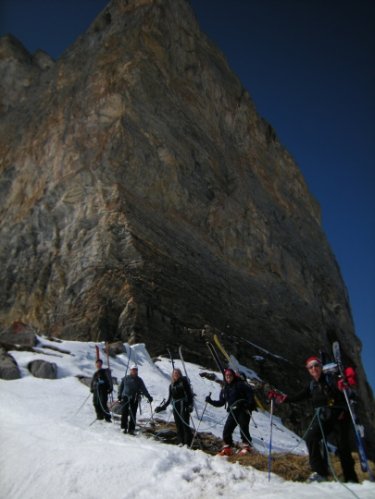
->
[188, 405, 194, 413]
[205, 395, 212, 404]
[148, 397, 153, 403]
[344, 367, 357, 387]
[154, 405, 166, 413]
[337, 378, 348, 392]
[267, 390, 287, 404]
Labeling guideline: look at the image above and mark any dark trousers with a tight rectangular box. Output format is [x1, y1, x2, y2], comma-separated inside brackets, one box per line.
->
[93, 390, 110, 421]
[305, 410, 358, 482]
[223, 409, 251, 446]
[121, 397, 139, 433]
[173, 400, 192, 446]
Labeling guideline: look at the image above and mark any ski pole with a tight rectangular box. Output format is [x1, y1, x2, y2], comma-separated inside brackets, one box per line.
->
[148, 400, 156, 427]
[75, 392, 91, 415]
[315, 407, 340, 483]
[267, 397, 274, 481]
[190, 394, 210, 449]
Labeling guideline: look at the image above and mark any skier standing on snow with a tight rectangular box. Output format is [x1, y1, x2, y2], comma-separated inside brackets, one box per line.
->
[90, 358, 112, 422]
[118, 365, 153, 435]
[269, 355, 358, 483]
[155, 368, 194, 446]
[205, 368, 255, 456]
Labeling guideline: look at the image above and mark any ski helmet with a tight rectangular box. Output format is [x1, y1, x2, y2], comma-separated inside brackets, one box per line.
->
[305, 356, 321, 367]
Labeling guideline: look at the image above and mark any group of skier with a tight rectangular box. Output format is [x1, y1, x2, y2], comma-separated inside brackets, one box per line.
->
[90, 348, 365, 484]
[91, 358, 255, 451]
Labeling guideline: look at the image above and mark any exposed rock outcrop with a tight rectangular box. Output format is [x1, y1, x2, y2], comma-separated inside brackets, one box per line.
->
[0, 0, 373, 452]
[0, 321, 37, 350]
[0, 348, 21, 380]
[27, 359, 58, 379]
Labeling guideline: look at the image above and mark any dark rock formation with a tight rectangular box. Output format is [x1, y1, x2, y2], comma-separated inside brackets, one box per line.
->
[0, 348, 21, 379]
[28, 359, 58, 379]
[0, 321, 37, 350]
[0, 0, 373, 452]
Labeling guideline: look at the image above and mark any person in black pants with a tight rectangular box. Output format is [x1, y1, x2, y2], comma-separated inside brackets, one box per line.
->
[205, 368, 255, 456]
[270, 355, 358, 483]
[155, 368, 194, 446]
[118, 365, 153, 435]
[90, 359, 112, 422]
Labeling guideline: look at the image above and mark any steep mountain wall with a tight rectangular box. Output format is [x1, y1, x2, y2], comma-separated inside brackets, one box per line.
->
[0, 0, 373, 451]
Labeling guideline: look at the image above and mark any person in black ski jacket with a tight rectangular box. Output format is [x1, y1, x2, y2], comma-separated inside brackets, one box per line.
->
[90, 359, 112, 422]
[206, 368, 255, 456]
[155, 368, 194, 446]
[117, 365, 153, 435]
[269, 355, 358, 483]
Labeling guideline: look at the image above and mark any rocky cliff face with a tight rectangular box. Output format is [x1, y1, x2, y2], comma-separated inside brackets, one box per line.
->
[0, 0, 373, 450]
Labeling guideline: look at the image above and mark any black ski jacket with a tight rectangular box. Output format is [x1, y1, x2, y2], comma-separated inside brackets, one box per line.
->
[118, 374, 152, 402]
[90, 368, 112, 394]
[210, 378, 254, 412]
[163, 376, 194, 409]
[287, 372, 347, 410]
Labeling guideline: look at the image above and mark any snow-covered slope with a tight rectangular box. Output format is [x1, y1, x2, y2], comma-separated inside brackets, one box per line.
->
[0, 338, 373, 498]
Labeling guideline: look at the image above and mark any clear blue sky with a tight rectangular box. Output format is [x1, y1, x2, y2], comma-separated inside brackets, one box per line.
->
[1, 0, 374, 393]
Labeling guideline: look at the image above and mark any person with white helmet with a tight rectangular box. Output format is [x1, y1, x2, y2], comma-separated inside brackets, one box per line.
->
[118, 365, 153, 435]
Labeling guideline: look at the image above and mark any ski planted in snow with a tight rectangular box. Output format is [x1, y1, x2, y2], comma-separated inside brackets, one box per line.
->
[332, 341, 374, 480]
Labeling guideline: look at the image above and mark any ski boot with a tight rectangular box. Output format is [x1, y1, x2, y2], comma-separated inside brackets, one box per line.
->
[237, 444, 252, 456]
[307, 472, 327, 483]
[217, 445, 233, 456]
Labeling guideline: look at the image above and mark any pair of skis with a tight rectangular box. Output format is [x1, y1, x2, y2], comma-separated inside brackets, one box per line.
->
[332, 341, 374, 481]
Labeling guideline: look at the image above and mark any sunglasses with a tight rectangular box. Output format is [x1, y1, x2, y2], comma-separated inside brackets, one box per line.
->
[307, 362, 321, 369]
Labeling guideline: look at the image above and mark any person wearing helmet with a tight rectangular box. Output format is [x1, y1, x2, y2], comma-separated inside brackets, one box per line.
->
[205, 368, 255, 456]
[118, 365, 153, 435]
